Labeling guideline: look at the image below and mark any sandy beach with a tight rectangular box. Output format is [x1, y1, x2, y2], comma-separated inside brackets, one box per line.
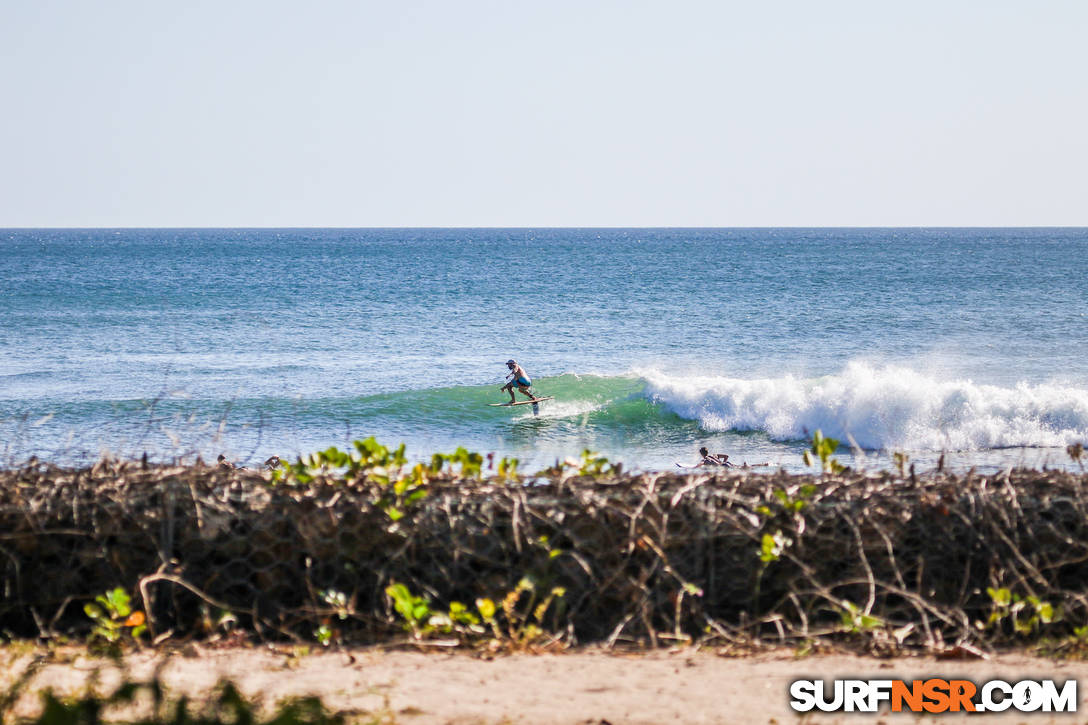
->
[6, 646, 1088, 724]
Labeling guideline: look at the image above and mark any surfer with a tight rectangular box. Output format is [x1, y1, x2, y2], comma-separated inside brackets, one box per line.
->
[676, 448, 749, 469]
[501, 359, 537, 404]
[699, 447, 735, 468]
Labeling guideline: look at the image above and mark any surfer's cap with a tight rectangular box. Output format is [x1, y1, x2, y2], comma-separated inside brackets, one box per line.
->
[506, 359, 517, 365]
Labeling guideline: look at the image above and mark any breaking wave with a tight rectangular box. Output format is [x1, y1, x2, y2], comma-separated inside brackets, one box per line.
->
[639, 362, 1088, 451]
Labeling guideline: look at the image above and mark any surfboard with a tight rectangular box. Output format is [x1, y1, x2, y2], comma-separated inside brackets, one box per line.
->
[488, 396, 554, 407]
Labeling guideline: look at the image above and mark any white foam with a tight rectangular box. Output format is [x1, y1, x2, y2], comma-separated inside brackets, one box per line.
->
[639, 361, 1088, 451]
[512, 399, 602, 422]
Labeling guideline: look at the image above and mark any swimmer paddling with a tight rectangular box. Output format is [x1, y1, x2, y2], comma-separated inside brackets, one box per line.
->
[675, 446, 771, 469]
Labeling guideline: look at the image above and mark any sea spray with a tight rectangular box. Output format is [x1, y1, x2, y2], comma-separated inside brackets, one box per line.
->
[639, 362, 1088, 451]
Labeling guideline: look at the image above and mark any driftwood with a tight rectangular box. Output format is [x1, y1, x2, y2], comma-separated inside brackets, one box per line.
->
[2, 457, 1088, 653]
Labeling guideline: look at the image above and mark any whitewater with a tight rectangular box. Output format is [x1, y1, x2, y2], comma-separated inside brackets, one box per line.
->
[641, 363, 1088, 452]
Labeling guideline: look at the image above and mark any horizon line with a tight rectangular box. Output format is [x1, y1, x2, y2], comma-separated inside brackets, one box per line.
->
[5, 225, 1088, 231]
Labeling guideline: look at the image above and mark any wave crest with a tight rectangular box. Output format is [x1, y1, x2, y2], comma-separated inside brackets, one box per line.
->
[640, 362, 1088, 451]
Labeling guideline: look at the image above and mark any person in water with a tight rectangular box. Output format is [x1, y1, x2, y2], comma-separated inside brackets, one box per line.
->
[699, 446, 735, 467]
[501, 359, 537, 403]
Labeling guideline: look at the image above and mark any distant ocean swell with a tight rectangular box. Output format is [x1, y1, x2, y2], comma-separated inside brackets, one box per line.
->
[639, 362, 1088, 451]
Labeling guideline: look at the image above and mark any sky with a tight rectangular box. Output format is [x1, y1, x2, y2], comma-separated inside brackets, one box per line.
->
[1, 1, 1086, 227]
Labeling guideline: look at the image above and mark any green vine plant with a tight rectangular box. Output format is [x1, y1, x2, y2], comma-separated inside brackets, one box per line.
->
[803, 430, 845, 474]
[978, 587, 1059, 637]
[384, 582, 482, 641]
[84, 587, 146, 650]
[430, 447, 484, 478]
[839, 601, 883, 634]
[271, 437, 408, 486]
[755, 485, 816, 519]
[478, 577, 567, 652]
[751, 485, 812, 611]
[384, 577, 567, 652]
[751, 524, 794, 613]
[272, 438, 496, 522]
[759, 530, 792, 564]
[543, 449, 622, 479]
[495, 456, 520, 481]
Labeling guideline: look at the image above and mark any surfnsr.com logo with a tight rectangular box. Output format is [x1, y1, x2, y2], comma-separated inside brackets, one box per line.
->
[789, 679, 1077, 714]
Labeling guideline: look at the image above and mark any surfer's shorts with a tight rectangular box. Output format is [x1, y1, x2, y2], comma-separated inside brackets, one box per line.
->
[515, 377, 531, 387]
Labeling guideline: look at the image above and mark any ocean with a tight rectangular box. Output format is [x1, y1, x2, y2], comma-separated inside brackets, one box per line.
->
[2, 228, 1086, 473]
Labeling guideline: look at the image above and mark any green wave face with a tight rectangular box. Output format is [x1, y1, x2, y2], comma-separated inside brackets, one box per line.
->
[342, 374, 700, 463]
[355, 373, 652, 425]
[0, 375, 678, 470]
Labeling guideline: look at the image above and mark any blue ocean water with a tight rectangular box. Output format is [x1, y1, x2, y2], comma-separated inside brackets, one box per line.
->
[2, 228, 1087, 472]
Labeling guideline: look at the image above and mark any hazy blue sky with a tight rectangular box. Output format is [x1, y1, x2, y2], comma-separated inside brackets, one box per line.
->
[1, 1, 1085, 227]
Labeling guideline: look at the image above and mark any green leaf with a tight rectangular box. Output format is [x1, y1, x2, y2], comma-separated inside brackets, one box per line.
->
[476, 598, 496, 620]
[1037, 602, 1055, 623]
[392, 442, 407, 466]
[448, 601, 479, 626]
[987, 587, 1011, 607]
[760, 531, 788, 563]
[105, 587, 131, 618]
[321, 447, 348, 467]
[858, 614, 882, 630]
[385, 583, 410, 610]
